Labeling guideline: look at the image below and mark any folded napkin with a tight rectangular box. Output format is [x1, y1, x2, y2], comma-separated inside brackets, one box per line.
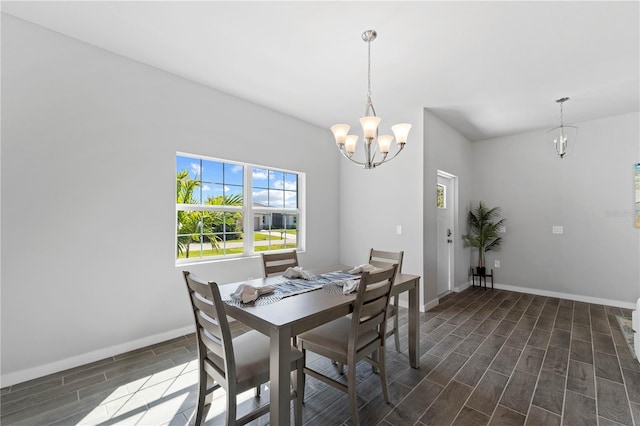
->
[342, 278, 361, 295]
[283, 266, 315, 280]
[231, 284, 275, 304]
[348, 264, 385, 274]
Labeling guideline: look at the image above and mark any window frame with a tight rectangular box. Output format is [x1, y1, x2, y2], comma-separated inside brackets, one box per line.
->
[176, 152, 304, 265]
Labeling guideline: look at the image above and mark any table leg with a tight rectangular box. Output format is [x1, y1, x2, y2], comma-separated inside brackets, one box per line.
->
[408, 277, 420, 368]
[270, 326, 292, 425]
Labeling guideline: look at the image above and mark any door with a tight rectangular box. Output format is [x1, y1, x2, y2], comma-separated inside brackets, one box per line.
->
[437, 172, 456, 295]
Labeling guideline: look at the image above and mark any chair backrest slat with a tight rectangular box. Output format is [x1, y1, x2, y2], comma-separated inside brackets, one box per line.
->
[369, 249, 404, 279]
[359, 298, 388, 320]
[359, 311, 386, 331]
[200, 330, 226, 360]
[361, 282, 392, 303]
[262, 250, 299, 277]
[195, 309, 223, 341]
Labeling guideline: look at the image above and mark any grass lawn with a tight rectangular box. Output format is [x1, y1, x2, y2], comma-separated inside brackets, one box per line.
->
[177, 229, 297, 259]
[178, 244, 296, 259]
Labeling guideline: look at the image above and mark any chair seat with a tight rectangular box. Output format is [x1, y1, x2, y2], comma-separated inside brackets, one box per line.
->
[208, 330, 303, 384]
[298, 317, 379, 357]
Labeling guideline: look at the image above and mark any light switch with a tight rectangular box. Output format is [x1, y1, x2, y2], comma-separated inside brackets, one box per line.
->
[395, 225, 402, 235]
[552, 226, 564, 234]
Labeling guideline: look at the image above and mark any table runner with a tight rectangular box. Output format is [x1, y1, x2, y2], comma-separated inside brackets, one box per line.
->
[224, 270, 359, 307]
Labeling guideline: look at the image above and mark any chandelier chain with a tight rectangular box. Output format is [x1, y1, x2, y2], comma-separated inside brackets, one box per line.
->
[367, 36, 372, 98]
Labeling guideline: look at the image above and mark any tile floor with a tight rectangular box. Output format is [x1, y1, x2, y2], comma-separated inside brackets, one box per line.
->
[2, 286, 639, 425]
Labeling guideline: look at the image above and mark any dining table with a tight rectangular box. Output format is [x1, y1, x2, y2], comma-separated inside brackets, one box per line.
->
[218, 264, 421, 425]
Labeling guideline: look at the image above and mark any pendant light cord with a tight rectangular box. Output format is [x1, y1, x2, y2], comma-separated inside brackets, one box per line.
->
[367, 36, 372, 99]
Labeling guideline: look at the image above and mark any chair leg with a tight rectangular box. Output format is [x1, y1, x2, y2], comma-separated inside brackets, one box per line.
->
[371, 349, 379, 373]
[347, 359, 359, 426]
[378, 347, 390, 404]
[194, 367, 208, 426]
[293, 360, 304, 426]
[299, 347, 306, 403]
[225, 384, 237, 426]
[393, 298, 401, 352]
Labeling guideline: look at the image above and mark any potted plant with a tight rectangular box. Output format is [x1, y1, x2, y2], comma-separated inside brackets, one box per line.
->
[462, 201, 506, 276]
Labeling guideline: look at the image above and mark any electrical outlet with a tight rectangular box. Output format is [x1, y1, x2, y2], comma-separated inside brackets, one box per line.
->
[494, 260, 500, 268]
[498, 225, 506, 233]
[552, 226, 564, 234]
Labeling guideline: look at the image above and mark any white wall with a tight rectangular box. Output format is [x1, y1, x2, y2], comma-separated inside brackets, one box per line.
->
[470, 112, 640, 306]
[423, 110, 474, 307]
[1, 14, 340, 385]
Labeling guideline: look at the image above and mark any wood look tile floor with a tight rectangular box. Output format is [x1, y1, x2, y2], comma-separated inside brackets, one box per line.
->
[2, 287, 640, 425]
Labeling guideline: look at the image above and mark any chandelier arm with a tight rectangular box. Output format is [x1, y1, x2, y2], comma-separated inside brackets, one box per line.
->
[372, 144, 405, 167]
[337, 145, 368, 167]
[368, 139, 380, 164]
[364, 100, 377, 120]
[371, 153, 389, 168]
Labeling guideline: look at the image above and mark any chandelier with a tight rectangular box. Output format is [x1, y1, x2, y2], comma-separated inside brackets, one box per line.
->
[547, 97, 578, 159]
[330, 30, 411, 169]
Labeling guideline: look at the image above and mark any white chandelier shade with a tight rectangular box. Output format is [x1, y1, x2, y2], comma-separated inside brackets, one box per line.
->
[331, 30, 411, 169]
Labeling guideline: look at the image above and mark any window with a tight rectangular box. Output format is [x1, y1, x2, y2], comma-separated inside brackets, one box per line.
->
[437, 184, 446, 208]
[176, 153, 303, 263]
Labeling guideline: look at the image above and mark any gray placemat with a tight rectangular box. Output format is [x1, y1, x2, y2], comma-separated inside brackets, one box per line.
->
[323, 283, 346, 295]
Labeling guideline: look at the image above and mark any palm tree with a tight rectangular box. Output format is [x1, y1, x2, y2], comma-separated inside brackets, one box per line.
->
[202, 194, 244, 249]
[177, 168, 245, 257]
[461, 201, 506, 273]
[176, 170, 200, 258]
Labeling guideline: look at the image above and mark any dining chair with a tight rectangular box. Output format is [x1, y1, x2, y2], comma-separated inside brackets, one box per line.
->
[261, 250, 299, 277]
[182, 271, 304, 426]
[296, 265, 397, 426]
[334, 249, 404, 375]
[369, 249, 404, 352]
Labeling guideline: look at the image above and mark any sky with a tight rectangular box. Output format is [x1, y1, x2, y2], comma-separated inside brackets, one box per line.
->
[176, 155, 298, 208]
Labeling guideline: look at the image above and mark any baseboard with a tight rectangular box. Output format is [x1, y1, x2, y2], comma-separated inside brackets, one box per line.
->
[492, 282, 637, 310]
[454, 281, 471, 293]
[1, 325, 194, 388]
[397, 296, 438, 313]
[422, 298, 439, 312]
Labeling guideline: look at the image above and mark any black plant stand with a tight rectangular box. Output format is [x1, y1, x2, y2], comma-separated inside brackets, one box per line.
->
[471, 268, 494, 289]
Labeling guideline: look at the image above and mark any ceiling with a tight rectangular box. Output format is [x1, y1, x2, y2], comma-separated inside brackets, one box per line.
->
[2, 1, 639, 142]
